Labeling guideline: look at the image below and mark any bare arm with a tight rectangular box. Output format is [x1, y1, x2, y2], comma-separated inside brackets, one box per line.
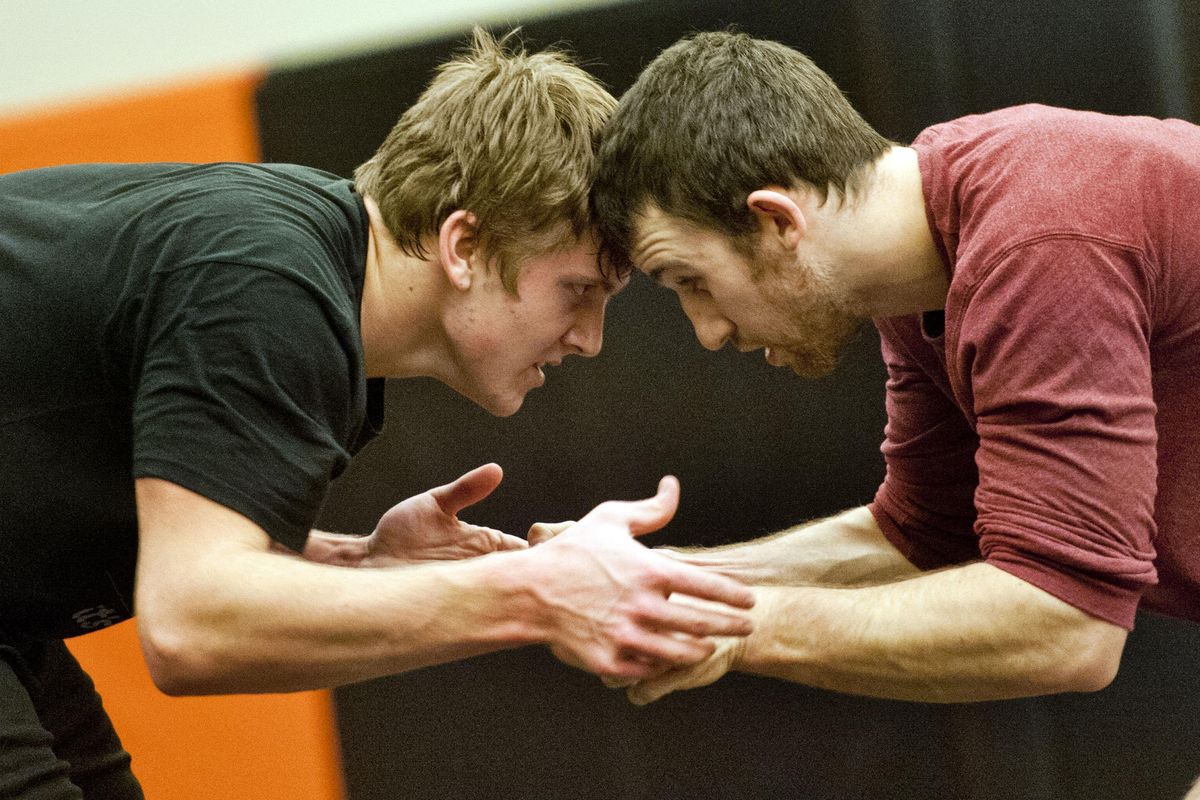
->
[134, 476, 754, 696]
[665, 506, 921, 587]
[630, 562, 1127, 704]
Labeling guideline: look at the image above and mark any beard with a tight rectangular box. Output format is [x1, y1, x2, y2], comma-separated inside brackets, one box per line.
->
[755, 253, 866, 378]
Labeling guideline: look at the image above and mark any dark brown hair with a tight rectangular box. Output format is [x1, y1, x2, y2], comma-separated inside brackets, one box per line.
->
[592, 31, 892, 271]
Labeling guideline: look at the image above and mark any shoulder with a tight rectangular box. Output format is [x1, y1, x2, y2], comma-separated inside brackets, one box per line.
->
[915, 105, 1120, 149]
[920, 107, 1170, 286]
[145, 165, 367, 287]
[165, 163, 359, 225]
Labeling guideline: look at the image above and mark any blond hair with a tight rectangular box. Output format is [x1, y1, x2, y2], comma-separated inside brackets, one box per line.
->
[355, 28, 616, 291]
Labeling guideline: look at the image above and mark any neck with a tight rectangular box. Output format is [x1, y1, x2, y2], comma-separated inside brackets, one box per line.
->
[820, 146, 948, 317]
[359, 197, 455, 379]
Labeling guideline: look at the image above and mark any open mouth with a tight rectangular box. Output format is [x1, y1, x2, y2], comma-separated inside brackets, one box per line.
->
[532, 359, 562, 384]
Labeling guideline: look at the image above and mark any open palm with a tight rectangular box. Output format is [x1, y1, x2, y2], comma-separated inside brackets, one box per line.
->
[364, 463, 527, 567]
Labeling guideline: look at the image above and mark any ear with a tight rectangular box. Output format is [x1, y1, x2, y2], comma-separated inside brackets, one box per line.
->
[746, 189, 807, 250]
[437, 210, 479, 291]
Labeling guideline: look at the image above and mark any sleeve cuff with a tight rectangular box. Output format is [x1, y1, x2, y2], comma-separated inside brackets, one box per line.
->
[132, 457, 312, 553]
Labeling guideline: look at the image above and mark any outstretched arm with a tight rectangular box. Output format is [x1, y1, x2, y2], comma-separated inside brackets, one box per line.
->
[662, 506, 921, 587]
[134, 475, 754, 696]
[528, 494, 1125, 703]
[530, 506, 919, 588]
[628, 562, 1126, 705]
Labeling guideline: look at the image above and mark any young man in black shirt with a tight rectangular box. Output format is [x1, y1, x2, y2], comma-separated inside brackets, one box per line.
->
[0, 30, 754, 799]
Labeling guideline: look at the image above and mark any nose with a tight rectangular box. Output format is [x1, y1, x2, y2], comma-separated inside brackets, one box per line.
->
[682, 297, 734, 351]
[563, 298, 606, 357]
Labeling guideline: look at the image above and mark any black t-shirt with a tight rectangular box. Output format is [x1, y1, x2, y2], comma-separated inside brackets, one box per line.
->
[0, 162, 384, 639]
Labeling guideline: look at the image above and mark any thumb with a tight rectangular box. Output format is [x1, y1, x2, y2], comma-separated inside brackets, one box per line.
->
[429, 463, 504, 516]
[627, 475, 680, 538]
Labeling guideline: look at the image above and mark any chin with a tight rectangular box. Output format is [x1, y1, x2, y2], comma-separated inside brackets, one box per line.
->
[480, 391, 527, 418]
[790, 361, 837, 379]
[447, 376, 528, 417]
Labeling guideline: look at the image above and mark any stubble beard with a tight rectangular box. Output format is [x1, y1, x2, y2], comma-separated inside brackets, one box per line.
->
[759, 255, 865, 379]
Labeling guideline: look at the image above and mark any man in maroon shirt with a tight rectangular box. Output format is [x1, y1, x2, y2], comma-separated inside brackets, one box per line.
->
[587, 30, 1200, 706]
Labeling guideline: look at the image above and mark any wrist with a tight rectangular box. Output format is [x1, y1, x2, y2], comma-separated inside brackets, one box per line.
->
[736, 586, 785, 672]
[735, 585, 831, 680]
[467, 548, 552, 647]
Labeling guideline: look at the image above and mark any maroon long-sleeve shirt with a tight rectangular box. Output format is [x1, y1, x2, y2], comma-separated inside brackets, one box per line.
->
[870, 104, 1200, 629]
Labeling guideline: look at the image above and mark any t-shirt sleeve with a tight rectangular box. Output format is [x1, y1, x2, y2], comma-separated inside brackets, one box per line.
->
[870, 319, 983, 568]
[130, 262, 359, 551]
[953, 237, 1159, 629]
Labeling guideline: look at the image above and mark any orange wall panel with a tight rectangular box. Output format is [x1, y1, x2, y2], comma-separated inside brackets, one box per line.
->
[0, 71, 263, 171]
[1, 69, 346, 800]
[68, 623, 346, 800]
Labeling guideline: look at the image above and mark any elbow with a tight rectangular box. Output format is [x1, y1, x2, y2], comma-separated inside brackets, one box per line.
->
[1062, 634, 1124, 693]
[137, 613, 229, 696]
[1046, 618, 1127, 694]
[138, 626, 198, 696]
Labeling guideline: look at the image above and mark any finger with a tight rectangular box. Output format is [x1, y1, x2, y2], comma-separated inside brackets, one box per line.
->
[460, 525, 526, 553]
[527, 520, 575, 546]
[626, 654, 730, 706]
[602, 656, 671, 688]
[595, 654, 682, 683]
[554, 647, 657, 683]
[430, 463, 503, 516]
[491, 530, 529, 551]
[636, 597, 753, 638]
[627, 671, 688, 706]
[617, 630, 715, 668]
[658, 562, 756, 610]
[638, 660, 676, 683]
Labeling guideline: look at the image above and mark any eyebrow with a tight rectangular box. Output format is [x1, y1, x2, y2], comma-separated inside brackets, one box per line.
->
[572, 271, 624, 295]
[645, 260, 689, 285]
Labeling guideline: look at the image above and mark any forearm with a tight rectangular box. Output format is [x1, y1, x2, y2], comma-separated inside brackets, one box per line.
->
[673, 506, 920, 586]
[736, 562, 1126, 702]
[138, 547, 543, 695]
[136, 477, 755, 695]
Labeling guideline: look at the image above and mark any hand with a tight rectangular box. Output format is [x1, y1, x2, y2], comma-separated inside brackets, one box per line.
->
[536, 526, 752, 582]
[625, 633, 745, 705]
[616, 594, 751, 702]
[364, 464, 527, 567]
[527, 476, 755, 681]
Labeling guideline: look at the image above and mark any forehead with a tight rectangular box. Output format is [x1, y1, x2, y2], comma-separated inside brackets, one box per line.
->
[632, 204, 693, 240]
[518, 232, 629, 293]
[631, 204, 732, 275]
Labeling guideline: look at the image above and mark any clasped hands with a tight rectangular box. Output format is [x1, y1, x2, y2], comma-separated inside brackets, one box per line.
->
[366, 463, 754, 703]
[528, 520, 749, 706]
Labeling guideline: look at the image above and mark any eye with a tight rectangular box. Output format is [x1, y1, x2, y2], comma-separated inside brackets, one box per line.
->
[673, 276, 700, 293]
